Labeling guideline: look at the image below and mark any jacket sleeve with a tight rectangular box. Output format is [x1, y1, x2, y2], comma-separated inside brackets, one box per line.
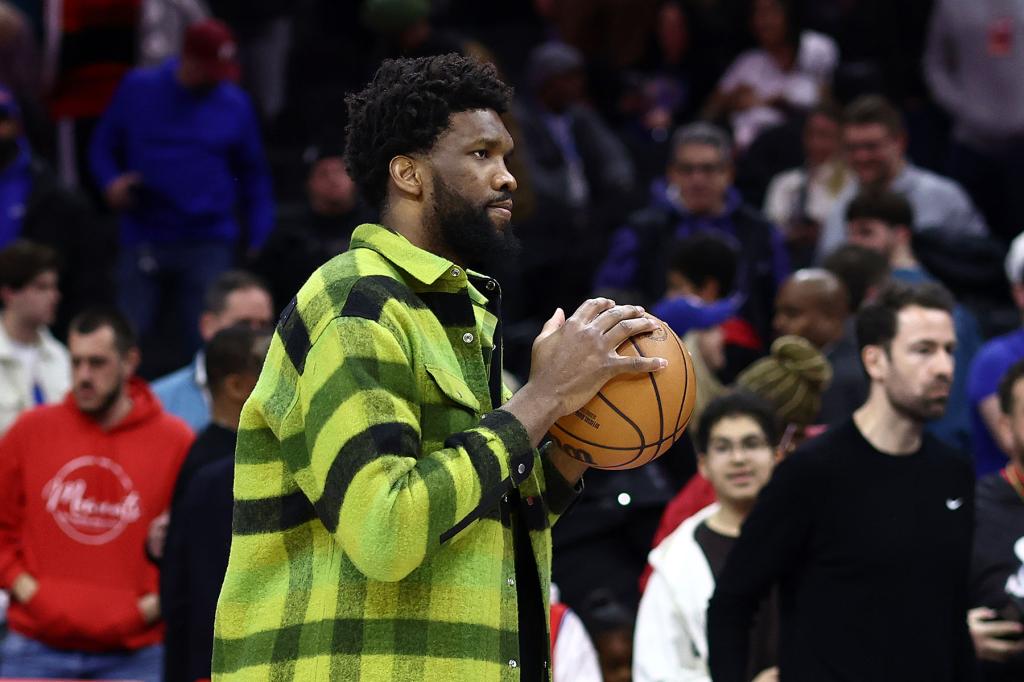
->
[634, 570, 710, 682]
[88, 76, 132, 191]
[232, 98, 275, 251]
[707, 453, 817, 682]
[287, 315, 537, 583]
[0, 422, 28, 587]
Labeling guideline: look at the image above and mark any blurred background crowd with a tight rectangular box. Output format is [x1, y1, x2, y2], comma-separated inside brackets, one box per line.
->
[4, 0, 1024, 680]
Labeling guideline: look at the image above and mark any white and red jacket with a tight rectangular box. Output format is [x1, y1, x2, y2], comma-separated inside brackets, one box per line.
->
[0, 377, 193, 651]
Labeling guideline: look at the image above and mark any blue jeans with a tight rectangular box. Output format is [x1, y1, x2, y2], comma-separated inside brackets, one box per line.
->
[0, 630, 162, 681]
[117, 241, 234, 355]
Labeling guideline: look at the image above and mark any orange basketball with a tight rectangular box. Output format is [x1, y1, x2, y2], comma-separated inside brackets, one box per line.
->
[550, 315, 697, 470]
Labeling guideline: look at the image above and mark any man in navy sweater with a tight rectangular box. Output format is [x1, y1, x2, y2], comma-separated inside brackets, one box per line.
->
[89, 19, 274, 356]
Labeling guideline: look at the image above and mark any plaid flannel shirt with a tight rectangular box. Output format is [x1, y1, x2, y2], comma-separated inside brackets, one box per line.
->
[212, 223, 580, 681]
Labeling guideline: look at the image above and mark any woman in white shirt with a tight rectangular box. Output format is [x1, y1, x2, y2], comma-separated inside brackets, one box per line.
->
[704, 0, 838, 150]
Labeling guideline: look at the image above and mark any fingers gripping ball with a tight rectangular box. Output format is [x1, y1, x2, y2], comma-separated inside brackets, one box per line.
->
[552, 316, 697, 470]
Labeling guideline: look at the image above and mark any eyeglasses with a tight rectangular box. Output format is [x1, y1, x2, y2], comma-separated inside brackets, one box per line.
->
[672, 161, 725, 176]
[706, 437, 772, 458]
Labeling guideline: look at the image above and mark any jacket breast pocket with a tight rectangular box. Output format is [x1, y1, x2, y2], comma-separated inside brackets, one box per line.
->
[423, 364, 481, 414]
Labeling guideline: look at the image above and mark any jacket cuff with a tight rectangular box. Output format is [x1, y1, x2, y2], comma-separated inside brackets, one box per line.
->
[481, 409, 534, 486]
[540, 440, 584, 516]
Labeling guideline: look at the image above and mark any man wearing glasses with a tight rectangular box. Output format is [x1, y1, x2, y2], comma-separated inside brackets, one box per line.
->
[593, 121, 789, 345]
[816, 94, 987, 260]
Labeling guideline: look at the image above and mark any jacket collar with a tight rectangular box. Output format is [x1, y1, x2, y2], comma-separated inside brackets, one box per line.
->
[0, 320, 64, 362]
[348, 223, 491, 305]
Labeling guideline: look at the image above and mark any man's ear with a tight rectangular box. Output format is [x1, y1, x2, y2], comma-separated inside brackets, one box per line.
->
[389, 155, 424, 199]
[123, 347, 141, 377]
[861, 344, 887, 382]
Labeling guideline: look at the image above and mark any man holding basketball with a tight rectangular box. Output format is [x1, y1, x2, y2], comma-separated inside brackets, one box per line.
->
[211, 53, 665, 682]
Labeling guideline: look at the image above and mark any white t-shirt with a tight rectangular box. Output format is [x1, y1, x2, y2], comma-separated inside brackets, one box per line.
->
[718, 30, 838, 149]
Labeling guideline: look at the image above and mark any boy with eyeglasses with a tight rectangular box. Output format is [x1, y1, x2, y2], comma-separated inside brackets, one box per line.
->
[634, 391, 781, 682]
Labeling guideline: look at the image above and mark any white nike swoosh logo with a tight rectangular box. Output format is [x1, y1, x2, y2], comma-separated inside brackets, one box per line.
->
[946, 498, 964, 510]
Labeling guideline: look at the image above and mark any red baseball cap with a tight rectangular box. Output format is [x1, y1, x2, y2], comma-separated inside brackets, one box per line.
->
[183, 19, 241, 82]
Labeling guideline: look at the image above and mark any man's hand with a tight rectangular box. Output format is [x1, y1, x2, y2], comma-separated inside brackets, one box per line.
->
[752, 667, 779, 682]
[138, 593, 160, 625]
[147, 511, 170, 561]
[529, 299, 665, 416]
[502, 299, 666, 448]
[105, 172, 142, 211]
[969, 607, 1024, 662]
[10, 572, 38, 604]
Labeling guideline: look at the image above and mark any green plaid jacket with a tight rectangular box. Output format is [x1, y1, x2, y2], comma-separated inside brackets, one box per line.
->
[212, 224, 580, 681]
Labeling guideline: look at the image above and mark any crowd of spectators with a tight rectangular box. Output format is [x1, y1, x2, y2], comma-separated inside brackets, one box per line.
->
[3, 0, 1024, 680]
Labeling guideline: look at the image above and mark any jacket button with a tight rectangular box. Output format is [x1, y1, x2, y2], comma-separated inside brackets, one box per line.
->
[450, 267, 461, 278]
[463, 332, 475, 344]
[508, 659, 518, 668]
[507, 577, 515, 586]
[486, 280, 496, 291]
[517, 463, 526, 475]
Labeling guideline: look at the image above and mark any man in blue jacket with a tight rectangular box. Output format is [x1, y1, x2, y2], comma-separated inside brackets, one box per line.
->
[89, 19, 273, 355]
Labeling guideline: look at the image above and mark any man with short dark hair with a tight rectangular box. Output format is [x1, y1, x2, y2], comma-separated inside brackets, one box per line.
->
[594, 121, 789, 344]
[845, 187, 983, 454]
[708, 280, 975, 681]
[0, 307, 193, 682]
[968, 358, 1024, 679]
[212, 53, 665, 681]
[152, 269, 273, 432]
[161, 324, 271, 682]
[0, 241, 69, 434]
[817, 94, 987, 259]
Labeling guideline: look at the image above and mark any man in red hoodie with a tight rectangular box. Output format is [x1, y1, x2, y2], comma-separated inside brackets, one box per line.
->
[0, 307, 193, 681]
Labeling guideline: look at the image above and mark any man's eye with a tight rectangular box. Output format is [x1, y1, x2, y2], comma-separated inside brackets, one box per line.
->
[472, 150, 487, 159]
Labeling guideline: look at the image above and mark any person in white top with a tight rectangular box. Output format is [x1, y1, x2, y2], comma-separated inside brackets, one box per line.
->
[550, 584, 603, 682]
[704, 0, 838, 150]
[763, 103, 854, 266]
[634, 392, 781, 682]
[0, 240, 70, 435]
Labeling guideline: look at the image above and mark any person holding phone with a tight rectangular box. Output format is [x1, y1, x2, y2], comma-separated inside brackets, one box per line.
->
[970, 359, 1024, 678]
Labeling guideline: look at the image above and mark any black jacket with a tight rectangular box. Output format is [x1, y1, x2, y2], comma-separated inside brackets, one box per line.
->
[21, 157, 114, 336]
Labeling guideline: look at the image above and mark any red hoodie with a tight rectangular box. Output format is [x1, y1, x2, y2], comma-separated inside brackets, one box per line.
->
[0, 377, 193, 652]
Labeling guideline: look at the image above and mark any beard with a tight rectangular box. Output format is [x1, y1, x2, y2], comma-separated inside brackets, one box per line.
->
[885, 383, 950, 424]
[429, 176, 520, 273]
[75, 378, 124, 419]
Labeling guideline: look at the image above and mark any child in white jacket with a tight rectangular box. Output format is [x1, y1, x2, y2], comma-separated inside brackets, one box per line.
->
[634, 392, 782, 682]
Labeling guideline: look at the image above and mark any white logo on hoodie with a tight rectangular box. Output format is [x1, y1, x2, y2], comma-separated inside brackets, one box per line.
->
[42, 456, 142, 545]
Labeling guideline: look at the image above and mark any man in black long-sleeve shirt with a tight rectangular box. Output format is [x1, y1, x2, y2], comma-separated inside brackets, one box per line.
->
[708, 280, 976, 681]
[160, 324, 270, 682]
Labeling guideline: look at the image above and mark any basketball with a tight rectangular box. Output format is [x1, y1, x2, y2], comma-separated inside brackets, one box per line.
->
[550, 315, 697, 470]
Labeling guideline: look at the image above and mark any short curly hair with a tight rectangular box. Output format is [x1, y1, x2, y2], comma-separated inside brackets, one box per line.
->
[344, 53, 514, 210]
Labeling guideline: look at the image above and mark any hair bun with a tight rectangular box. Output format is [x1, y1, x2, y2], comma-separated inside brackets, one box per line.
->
[770, 335, 833, 391]
[735, 335, 833, 426]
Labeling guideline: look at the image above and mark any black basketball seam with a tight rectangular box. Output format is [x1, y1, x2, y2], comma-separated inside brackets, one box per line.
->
[668, 328, 690, 444]
[550, 418, 686, 450]
[630, 336, 665, 448]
